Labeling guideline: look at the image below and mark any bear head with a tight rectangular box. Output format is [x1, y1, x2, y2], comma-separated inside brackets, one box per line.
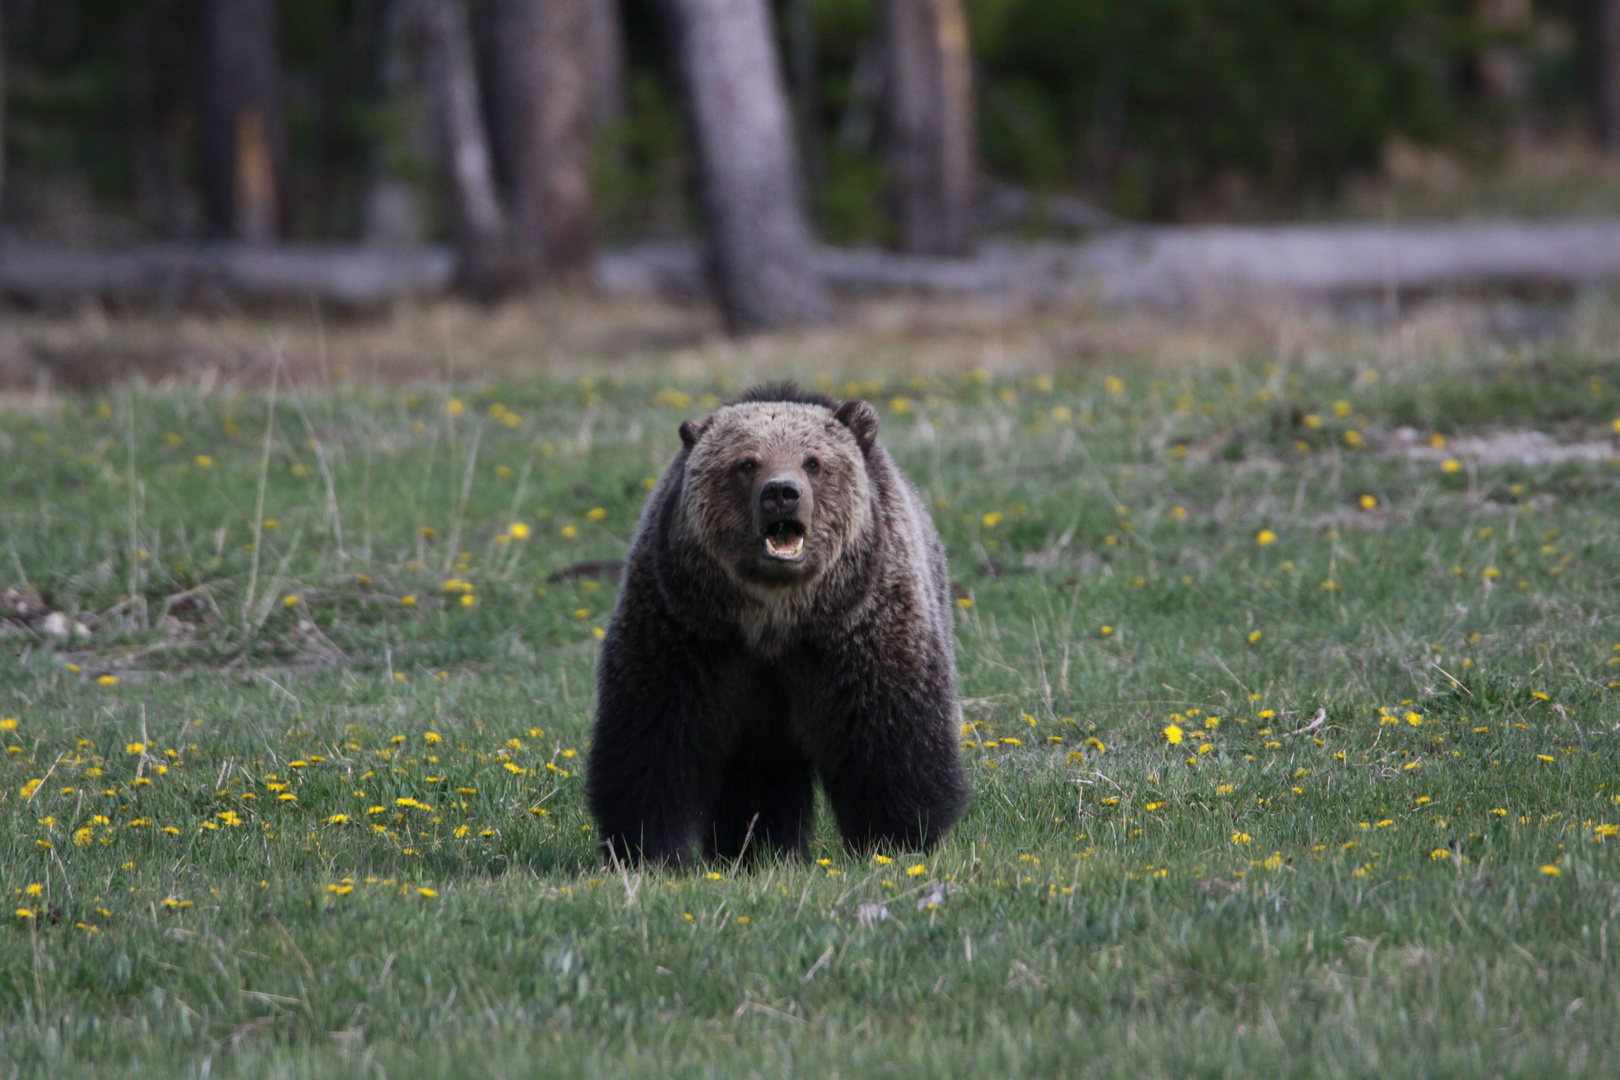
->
[674, 387, 880, 600]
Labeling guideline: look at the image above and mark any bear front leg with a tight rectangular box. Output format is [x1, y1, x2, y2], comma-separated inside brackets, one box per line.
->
[812, 643, 968, 854]
[587, 605, 723, 867]
[705, 730, 816, 864]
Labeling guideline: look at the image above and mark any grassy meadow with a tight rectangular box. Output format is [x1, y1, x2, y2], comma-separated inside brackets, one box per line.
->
[2, 302, 1619, 1077]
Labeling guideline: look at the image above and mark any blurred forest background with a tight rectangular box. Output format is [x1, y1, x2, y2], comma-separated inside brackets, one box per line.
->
[3, 0, 1620, 329]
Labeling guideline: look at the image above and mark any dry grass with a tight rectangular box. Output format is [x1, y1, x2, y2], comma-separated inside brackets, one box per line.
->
[5, 285, 1618, 405]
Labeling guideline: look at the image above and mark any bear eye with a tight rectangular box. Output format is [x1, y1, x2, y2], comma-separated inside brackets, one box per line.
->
[804, 457, 820, 475]
[738, 458, 758, 475]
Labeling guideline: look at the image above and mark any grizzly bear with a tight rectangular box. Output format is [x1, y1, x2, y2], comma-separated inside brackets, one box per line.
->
[586, 383, 966, 866]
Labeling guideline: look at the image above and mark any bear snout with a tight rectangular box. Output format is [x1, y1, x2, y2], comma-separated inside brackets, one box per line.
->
[758, 477, 802, 517]
[753, 471, 814, 564]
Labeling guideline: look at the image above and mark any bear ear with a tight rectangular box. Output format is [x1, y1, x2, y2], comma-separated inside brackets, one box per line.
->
[678, 417, 711, 449]
[833, 399, 879, 453]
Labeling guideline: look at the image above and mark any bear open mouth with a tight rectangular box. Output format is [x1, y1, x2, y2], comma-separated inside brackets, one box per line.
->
[762, 520, 807, 561]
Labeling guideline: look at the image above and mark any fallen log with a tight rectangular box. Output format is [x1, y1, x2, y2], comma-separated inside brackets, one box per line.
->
[4, 217, 1620, 310]
[607, 218, 1620, 302]
[1075, 218, 1620, 304]
[0, 243, 455, 308]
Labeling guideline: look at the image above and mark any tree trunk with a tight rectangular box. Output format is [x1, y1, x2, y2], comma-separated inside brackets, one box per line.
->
[410, 0, 511, 298]
[585, 0, 627, 132]
[659, 0, 830, 332]
[1475, 0, 1533, 144]
[782, 0, 822, 190]
[1599, 0, 1620, 150]
[484, 0, 595, 283]
[200, 0, 288, 243]
[880, 0, 976, 256]
[0, 5, 7, 222]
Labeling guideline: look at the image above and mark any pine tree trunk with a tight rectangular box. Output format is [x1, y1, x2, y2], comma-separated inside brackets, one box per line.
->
[200, 0, 288, 243]
[1600, 0, 1620, 150]
[782, 0, 822, 190]
[485, 0, 595, 282]
[880, 0, 976, 256]
[411, 0, 511, 297]
[584, 0, 627, 132]
[0, 5, 7, 221]
[660, 0, 830, 332]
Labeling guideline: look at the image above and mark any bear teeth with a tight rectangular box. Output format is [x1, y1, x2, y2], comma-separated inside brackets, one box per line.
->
[764, 526, 805, 559]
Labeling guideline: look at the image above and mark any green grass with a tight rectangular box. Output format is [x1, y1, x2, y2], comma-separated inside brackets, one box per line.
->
[2, 338, 1619, 1078]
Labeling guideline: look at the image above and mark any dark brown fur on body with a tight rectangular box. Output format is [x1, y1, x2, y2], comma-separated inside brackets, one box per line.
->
[587, 384, 966, 865]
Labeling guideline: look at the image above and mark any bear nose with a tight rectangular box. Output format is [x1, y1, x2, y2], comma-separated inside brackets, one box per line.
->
[759, 477, 802, 516]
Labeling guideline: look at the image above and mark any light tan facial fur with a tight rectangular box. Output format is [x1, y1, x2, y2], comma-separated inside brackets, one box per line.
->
[678, 401, 873, 651]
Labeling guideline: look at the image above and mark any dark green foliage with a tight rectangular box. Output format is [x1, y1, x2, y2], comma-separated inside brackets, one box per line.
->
[0, 0, 1606, 240]
[972, 0, 1472, 216]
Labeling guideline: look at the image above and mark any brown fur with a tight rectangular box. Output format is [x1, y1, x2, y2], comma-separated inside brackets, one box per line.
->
[586, 385, 966, 864]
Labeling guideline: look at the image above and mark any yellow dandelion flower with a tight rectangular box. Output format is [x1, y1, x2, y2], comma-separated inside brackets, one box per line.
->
[98, 675, 119, 687]
[1256, 529, 1277, 546]
[417, 887, 439, 898]
[1442, 458, 1461, 474]
[1342, 430, 1364, 449]
[982, 512, 1003, 528]
[906, 863, 927, 877]
[1538, 865, 1560, 877]
[194, 455, 213, 469]
[510, 522, 531, 540]
[1247, 630, 1262, 644]
[283, 594, 300, 607]
[561, 524, 579, 540]
[125, 742, 145, 755]
[1231, 832, 1251, 844]
[587, 507, 607, 522]
[1100, 625, 1114, 637]
[1163, 724, 1184, 745]
[0, 718, 15, 731]
[1358, 494, 1377, 510]
[1430, 848, 1451, 860]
